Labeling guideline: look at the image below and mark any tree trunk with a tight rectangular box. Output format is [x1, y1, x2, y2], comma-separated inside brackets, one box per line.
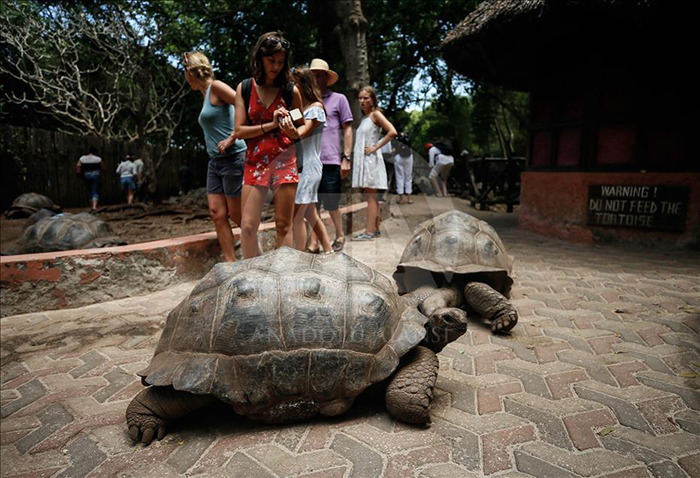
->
[330, 0, 370, 127]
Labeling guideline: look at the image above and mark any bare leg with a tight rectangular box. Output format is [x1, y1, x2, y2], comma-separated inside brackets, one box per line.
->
[273, 183, 297, 249]
[240, 185, 268, 259]
[328, 209, 344, 250]
[225, 196, 242, 228]
[431, 177, 442, 197]
[464, 282, 518, 333]
[126, 387, 216, 444]
[293, 203, 309, 251]
[385, 346, 438, 423]
[208, 193, 236, 262]
[306, 205, 333, 252]
[365, 188, 378, 234]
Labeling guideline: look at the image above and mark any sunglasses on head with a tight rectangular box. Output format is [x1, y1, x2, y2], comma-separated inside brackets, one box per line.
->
[266, 36, 290, 49]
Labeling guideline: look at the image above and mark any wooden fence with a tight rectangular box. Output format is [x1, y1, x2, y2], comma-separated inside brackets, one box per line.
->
[1, 125, 209, 210]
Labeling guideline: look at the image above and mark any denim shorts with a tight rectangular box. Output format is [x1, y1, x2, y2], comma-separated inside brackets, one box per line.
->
[316, 164, 341, 211]
[120, 176, 136, 191]
[207, 151, 244, 198]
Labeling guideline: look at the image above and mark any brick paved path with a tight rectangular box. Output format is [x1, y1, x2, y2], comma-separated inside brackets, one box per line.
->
[2, 196, 699, 477]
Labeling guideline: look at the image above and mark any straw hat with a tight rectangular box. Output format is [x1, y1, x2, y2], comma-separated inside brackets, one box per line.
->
[309, 58, 339, 85]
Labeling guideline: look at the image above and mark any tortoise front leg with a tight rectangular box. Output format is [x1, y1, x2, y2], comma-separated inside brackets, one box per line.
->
[464, 282, 518, 333]
[126, 386, 216, 444]
[385, 346, 439, 424]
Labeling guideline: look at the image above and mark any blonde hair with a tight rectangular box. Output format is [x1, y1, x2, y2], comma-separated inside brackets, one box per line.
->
[359, 86, 379, 111]
[184, 52, 215, 81]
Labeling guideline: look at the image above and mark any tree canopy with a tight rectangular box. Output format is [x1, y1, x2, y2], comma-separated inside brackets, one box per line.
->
[1, 0, 529, 159]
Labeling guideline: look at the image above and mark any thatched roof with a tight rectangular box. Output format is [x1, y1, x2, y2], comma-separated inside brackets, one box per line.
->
[442, 0, 693, 90]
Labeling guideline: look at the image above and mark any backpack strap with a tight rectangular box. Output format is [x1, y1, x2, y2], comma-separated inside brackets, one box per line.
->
[241, 78, 253, 125]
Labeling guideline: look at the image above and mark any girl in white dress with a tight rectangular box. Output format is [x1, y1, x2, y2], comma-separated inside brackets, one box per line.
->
[281, 67, 334, 253]
[351, 86, 397, 240]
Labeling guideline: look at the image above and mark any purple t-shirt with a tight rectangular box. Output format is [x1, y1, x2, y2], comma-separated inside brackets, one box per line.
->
[320, 90, 353, 165]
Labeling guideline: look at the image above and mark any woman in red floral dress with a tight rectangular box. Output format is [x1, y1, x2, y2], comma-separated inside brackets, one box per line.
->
[234, 31, 303, 258]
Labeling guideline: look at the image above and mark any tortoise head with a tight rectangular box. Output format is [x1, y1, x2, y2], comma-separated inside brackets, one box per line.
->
[423, 308, 468, 353]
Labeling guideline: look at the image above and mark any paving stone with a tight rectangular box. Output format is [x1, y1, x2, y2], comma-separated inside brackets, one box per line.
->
[573, 381, 685, 435]
[514, 441, 647, 477]
[598, 426, 700, 465]
[544, 326, 619, 354]
[417, 463, 479, 478]
[648, 460, 690, 478]
[384, 444, 450, 478]
[56, 434, 107, 478]
[661, 332, 700, 352]
[678, 453, 700, 477]
[91, 369, 135, 403]
[437, 369, 523, 415]
[14, 402, 74, 454]
[636, 370, 700, 411]
[274, 423, 310, 451]
[68, 351, 108, 379]
[429, 411, 480, 471]
[0, 446, 69, 477]
[343, 422, 449, 455]
[1, 380, 47, 418]
[166, 430, 216, 474]
[674, 409, 700, 435]
[556, 349, 639, 387]
[497, 359, 588, 399]
[504, 392, 616, 451]
[330, 432, 384, 478]
[640, 312, 699, 335]
[534, 308, 607, 329]
[610, 343, 687, 375]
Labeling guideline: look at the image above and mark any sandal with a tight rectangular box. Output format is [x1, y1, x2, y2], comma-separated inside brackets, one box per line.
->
[351, 232, 375, 241]
[331, 238, 345, 252]
[306, 246, 320, 254]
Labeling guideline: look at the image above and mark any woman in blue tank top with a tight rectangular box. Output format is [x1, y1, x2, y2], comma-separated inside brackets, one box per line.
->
[183, 51, 252, 261]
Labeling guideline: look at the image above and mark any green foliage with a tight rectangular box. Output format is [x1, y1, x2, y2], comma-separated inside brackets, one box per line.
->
[3, 0, 529, 159]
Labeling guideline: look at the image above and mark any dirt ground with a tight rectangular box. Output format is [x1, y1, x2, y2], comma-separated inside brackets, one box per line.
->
[1, 188, 516, 254]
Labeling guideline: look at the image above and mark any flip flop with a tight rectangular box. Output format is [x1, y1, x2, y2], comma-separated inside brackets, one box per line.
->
[306, 246, 320, 254]
[332, 238, 345, 252]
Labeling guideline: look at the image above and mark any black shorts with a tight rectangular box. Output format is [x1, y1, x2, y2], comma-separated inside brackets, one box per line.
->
[316, 164, 341, 211]
[207, 151, 245, 198]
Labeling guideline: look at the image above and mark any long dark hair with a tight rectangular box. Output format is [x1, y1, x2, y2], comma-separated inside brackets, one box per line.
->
[250, 31, 291, 88]
[291, 66, 324, 110]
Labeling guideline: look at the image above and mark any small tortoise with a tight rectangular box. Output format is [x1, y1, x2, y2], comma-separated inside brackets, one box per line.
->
[8, 212, 124, 254]
[393, 210, 518, 334]
[126, 247, 467, 444]
[5, 193, 61, 219]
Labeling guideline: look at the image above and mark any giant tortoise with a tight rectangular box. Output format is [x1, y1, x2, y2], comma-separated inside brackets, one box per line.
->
[8, 212, 124, 254]
[4, 193, 61, 219]
[126, 247, 468, 444]
[393, 210, 518, 334]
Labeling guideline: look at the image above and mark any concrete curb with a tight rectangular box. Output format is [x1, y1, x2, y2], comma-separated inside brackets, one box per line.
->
[1, 201, 386, 317]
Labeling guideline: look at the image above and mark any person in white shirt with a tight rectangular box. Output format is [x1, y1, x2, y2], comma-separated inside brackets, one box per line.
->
[116, 154, 137, 204]
[427, 143, 454, 197]
[394, 132, 414, 204]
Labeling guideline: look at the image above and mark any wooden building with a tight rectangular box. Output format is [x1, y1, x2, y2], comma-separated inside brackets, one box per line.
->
[442, 0, 698, 247]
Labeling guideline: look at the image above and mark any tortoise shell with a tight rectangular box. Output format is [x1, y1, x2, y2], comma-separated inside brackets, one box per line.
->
[139, 247, 428, 413]
[11, 212, 123, 254]
[393, 210, 513, 295]
[5, 193, 61, 219]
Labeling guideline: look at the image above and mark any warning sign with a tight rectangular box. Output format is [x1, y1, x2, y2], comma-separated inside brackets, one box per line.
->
[586, 185, 688, 232]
